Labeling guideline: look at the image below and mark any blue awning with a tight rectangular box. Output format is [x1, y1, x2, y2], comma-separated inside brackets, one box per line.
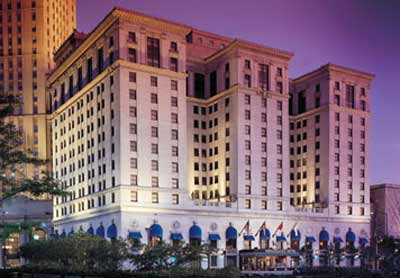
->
[346, 230, 356, 243]
[259, 229, 271, 240]
[306, 236, 316, 243]
[319, 230, 329, 242]
[290, 230, 301, 241]
[87, 226, 94, 235]
[79, 226, 84, 232]
[170, 233, 184, 240]
[244, 234, 255, 241]
[276, 235, 287, 242]
[226, 226, 237, 239]
[359, 237, 368, 245]
[68, 229, 74, 236]
[96, 225, 105, 238]
[107, 223, 117, 239]
[189, 224, 202, 239]
[333, 237, 343, 243]
[128, 231, 142, 239]
[60, 230, 66, 238]
[149, 224, 163, 238]
[209, 233, 221, 241]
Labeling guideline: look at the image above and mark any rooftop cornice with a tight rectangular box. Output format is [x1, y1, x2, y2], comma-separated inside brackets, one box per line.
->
[292, 63, 375, 83]
[113, 7, 192, 35]
[204, 39, 294, 63]
[48, 7, 192, 85]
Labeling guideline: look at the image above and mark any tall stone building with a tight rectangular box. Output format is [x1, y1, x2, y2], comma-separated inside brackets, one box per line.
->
[0, 0, 76, 267]
[48, 7, 373, 270]
[289, 64, 373, 219]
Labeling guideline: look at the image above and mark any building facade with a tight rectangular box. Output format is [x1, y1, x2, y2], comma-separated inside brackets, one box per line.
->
[0, 0, 76, 267]
[48, 7, 373, 269]
[371, 184, 400, 239]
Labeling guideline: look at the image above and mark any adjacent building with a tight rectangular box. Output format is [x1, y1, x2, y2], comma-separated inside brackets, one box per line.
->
[370, 184, 400, 239]
[48, 7, 374, 269]
[0, 0, 76, 267]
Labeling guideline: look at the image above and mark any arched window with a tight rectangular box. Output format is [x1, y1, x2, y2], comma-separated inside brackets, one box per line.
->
[225, 225, 237, 250]
[149, 224, 163, 247]
[189, 224, 202, 246]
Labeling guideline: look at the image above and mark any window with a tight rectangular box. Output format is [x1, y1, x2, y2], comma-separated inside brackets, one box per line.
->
[128, 32, 136, 43]
[170, 41, 178, 52]
[130, 158, 137, 169]
[128, 48, 137, 63]
[129, 89, 136, 100]
[171, 80, 178, 91]
[258, 64, 269, 90]
[210, 71, 217, 96]
[335, 81, 340, 90]
[151, 93, 158, 104]
[170, 57, 178, 72]
[131, 191, 138, 202]
[152, 144, 158, 154]
[346, 85, 355, 108]
[244, 94, 251, 105]
[97, 47, 104, 73]
[244, 74, 251, 87]
[151, 76, 158, 87]
[130, 124, 137, 134]
[87, 57, 93, 81]
[130, 141, 137, 152]
[152, 192, 159, 203]
[244, 59, 251, 69]
[129, 72, 136, 83]
[152, 177, 159, 187]
[151, 110, 158, 121]
[276, 81, 283, 94]
[245, 199, 251, 209]
[276, 67, 283, 76]
[172, 194, 179, 205]
[151, 126, 158, 137]
[130, 175, 137, 186]
[147, 37, 160, 68]
[172, 162, 179, 173]
[129, 106, 137, 117]
[334, 95, 340, 106]
[194, 73, 205, 99]
[151, 160, 159, 171]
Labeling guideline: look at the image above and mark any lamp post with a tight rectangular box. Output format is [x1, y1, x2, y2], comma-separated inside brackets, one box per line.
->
[1, 210, 8, 269]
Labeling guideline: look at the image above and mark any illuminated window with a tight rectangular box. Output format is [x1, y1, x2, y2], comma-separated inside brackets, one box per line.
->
[151, 192, 159, 203]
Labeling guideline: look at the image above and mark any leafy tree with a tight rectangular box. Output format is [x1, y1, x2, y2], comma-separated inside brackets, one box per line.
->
[130, 241, 205, 271]
[20, 232, 128, 273]
[0, 94, 66, 202]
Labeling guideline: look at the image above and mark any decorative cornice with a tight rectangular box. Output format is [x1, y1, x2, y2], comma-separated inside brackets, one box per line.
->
[292, 63, 375, 84]
[113, 7, 191, 36]
[119, 60, 187, 79]
[205, 39, 294, 63]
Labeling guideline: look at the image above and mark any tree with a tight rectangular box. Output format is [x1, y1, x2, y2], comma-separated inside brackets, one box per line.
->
[130, 241, 204, 271]
[20, 233, 128, 273]
[0, 94, 66, 201]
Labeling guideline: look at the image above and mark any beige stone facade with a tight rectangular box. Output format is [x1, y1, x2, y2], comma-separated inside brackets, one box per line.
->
[48, 7, 373, 268]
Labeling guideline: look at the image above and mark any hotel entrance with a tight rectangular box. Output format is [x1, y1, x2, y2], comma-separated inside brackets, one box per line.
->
[239, 250, 300, 274]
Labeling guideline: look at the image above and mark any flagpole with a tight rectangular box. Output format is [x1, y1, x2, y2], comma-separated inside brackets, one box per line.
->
[255, 221, 265, 236]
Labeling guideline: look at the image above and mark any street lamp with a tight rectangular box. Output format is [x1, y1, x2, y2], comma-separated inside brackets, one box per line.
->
[1, 210, 8, 269]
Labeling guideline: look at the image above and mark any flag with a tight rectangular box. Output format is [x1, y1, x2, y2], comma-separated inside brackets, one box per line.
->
[255, 221, 266, 236]
[272, 222, 283, 237]
[287, 222, 298, 238]
[239, 220, 250, 236]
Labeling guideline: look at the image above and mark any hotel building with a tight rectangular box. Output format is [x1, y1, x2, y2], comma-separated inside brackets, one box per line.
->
[48, 7, 374, 269]
[0, 0, 75, 267]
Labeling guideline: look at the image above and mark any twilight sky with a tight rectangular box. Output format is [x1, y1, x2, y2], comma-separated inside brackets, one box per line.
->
[77, 0, 400, 185]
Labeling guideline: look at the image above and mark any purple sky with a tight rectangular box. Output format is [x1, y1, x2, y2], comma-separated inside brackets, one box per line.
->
[77, 0, 400, 185]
